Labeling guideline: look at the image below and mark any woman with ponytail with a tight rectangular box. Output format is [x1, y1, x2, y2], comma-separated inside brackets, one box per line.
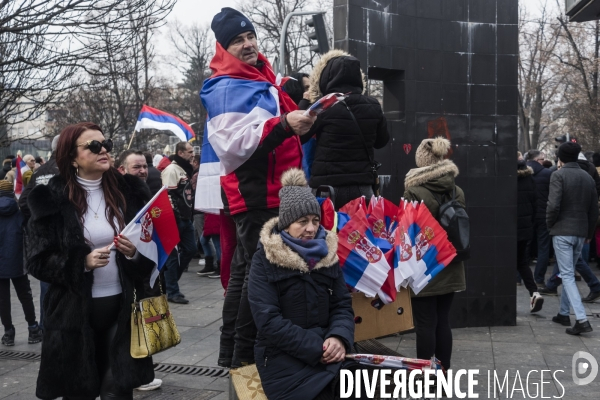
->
[26, 122, 156, 399]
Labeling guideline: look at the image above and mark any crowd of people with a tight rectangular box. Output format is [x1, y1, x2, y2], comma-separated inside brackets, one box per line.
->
[0, 5, 597, 400]
[517, 141, 600, 335]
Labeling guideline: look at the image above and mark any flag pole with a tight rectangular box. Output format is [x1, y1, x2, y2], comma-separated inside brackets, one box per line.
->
[127, 130, 137, 150]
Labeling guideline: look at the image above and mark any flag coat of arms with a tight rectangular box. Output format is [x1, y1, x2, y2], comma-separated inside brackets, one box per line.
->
[120, 187, 180, 286]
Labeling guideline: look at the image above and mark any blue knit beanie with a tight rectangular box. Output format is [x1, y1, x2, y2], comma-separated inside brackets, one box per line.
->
[211, 8, 256, 49]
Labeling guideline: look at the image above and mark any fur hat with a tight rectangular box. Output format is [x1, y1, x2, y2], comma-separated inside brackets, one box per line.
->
[211, 8, 256, 49]
[557, 142, 581, 164]
[278, 169, 321, 230]
[415, 137, 451, 168]
[0, 180, 13, 196]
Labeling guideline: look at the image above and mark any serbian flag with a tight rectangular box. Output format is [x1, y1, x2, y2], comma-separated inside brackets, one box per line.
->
[394, 200, 457, 294]
[195, 121, 223, 214]
[316, 196, 337, 231]
[13, 156, 29, 199]
[134, 105, 194, 142]
[119, 186, 180, 287]
[337, 207, 391, 298]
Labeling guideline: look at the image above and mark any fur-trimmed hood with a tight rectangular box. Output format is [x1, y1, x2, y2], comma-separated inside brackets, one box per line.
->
[308, 49, 367, 103]
[517, 166, 534, 178]
[259, 217, 338, 272]
[405, 159, 459, 189]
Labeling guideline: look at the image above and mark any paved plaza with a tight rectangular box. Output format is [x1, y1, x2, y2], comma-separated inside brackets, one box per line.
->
[1, 259, 600, 399]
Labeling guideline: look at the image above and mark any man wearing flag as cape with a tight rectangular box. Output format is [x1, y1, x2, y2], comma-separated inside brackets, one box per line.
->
[200, 7, 316, 368]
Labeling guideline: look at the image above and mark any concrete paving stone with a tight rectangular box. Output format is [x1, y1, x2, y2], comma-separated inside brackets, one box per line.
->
[0, 360, 30, 377]
[196, 352, 220, 366]
[155, 373, 219, 390]
[202, 377, 229, 392]
[543, 353, 576, 368]
[538, 343, 585, 356]
[493, 352, 547, 367]
[207, 392, 229, 400]
[492, 341, 542, 355]
[453, 340, 493, 353]
[377, 336, 401, 352]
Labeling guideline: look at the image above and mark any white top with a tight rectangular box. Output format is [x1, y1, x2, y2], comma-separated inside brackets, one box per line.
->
[77, 176, 122, 298]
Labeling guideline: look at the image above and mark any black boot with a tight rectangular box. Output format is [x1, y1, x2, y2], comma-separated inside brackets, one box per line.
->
[197, 256, 215, 276]
[28, 323, 43, 344]
[2, 327, 15, 346]
[566, 320, 593, 335]
[552, 313, 571, 326]
[208, 259, 220, 279]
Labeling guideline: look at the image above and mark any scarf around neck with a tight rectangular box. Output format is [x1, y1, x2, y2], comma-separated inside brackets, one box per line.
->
[280, 225, 329, 270]
[172, 154, 194, 178]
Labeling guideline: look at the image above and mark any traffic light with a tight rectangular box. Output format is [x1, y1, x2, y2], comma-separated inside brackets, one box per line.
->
[306, 14, 329, 54]
[555, 134, 577, 148]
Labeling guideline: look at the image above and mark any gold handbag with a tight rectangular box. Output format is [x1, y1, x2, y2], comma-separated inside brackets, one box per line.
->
[130, 282, 181, 359]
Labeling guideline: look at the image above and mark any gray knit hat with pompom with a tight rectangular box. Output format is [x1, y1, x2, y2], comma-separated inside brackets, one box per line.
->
[278, 168, 321, 230]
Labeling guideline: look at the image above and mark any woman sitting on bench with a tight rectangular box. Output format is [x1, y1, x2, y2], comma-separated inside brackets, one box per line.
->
[248, 169, 355, 400]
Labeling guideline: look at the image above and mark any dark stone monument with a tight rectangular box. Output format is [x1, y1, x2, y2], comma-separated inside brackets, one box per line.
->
[333, 0, 519, 327]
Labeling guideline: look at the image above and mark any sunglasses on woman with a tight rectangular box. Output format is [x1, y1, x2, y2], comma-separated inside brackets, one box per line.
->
[76, 139, 113, 154]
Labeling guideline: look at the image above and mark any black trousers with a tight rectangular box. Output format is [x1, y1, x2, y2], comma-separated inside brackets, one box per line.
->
[64, 294, 132, 400]
[517, 240, 538, 296]
[0, 275, 36, 330]
[220, 208, 278, 363]
[411, 292, 455, 370]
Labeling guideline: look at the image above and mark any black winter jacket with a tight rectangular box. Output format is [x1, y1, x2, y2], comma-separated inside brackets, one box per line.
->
[517, 165, 537, 242]
[526, 160, 552, 220]
[26, 173, 155, 399]
[0, 194, 25, 279]
[19, 156, 59, 221]
[306, 52, 389, 188]
[576, 159, 600, 197]
[248, 218, 354, 400]
[146, 165, 162, 195]
[547, 162, 598, 239]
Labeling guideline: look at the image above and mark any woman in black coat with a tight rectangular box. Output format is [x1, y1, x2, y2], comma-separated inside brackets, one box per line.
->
[306, 50, 389, 209]
[248, 169, 354, 400]
[517, 160, 543, 313]
[26, 122, 155, 399]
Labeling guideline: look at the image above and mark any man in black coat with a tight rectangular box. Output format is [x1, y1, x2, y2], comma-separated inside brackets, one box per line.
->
[144, 152, 162, 196]
[517, 161, 543, 312]
[526, 150, 553, 285]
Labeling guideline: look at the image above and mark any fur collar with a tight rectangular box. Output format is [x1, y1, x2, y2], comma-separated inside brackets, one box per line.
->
[405, 160, 459, 188]
[517, 166, 534, 177]
[259, 217, 339, 272]
[308, 49, 367, 103]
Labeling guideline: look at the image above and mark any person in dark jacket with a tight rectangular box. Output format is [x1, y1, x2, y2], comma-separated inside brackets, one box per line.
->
[18, 135, 60, 334]
[248, 169, 354, 400]
[144, 152, 162, 195]
[526, 150, 553, 285]
[577, 153, 600, 197]
[517, 160, 544, 312]
[547, 142, 598, 335]
[0, 181, 42, 347]
[0, 155, 14, 180]
[26, 122, 156, 398]
[402, 137, 465, 370]
[306, 50, 390, 209]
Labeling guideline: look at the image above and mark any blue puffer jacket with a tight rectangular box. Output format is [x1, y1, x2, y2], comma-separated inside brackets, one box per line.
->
[0, 194, 25, 279]
[248, 217, 354, 400]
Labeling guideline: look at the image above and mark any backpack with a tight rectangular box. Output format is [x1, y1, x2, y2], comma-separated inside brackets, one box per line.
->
[430, 187, 470, 262]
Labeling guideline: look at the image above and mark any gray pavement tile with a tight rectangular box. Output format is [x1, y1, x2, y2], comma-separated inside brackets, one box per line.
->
[202, 377, 229, 392]
[543, 353, 576, 368]
[492, 341, 542, 355]
[157, 373, 220, 390]
[452, 339, 493, 352]
[493, 352, 547, 367]
[0, 360, 30, 377]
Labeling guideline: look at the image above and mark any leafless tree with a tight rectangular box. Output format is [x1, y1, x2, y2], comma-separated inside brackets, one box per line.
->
[518, 2, 563, 151]
[1, 0, 175, 146]
[238, 0, 332, 74]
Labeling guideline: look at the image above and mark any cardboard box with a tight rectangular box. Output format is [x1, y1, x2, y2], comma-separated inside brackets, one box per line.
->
[351, 289, 414, 342]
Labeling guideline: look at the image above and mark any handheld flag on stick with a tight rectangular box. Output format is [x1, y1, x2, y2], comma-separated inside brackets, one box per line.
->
[134, 105, 195, 142]
[13, 156, 29, 199]
[118, 186, 180, 287]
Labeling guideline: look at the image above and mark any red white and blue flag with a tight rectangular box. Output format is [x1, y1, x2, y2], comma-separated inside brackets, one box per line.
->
[120, 187, 180, 287]
[13, 156, 29, 199]
[134, 105, 194, 142]
[195, 42, 296, 213]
